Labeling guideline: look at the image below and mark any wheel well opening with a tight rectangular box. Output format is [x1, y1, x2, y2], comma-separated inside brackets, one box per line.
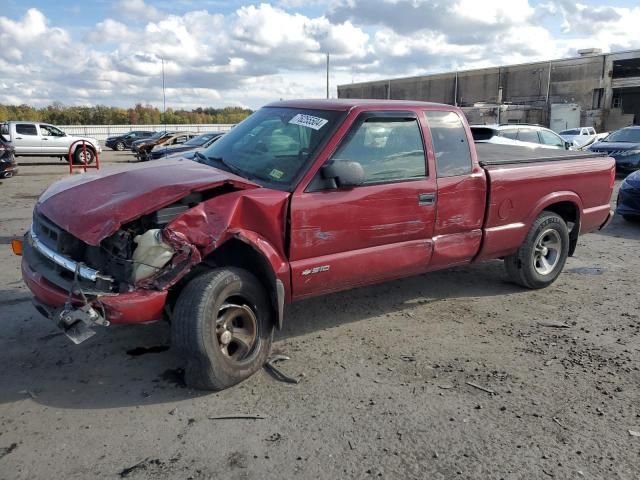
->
[207, 239, 278, 322]
[543, 201, 580, 256]
[166, 239, 279, 325]
[544, 201, 578, 224]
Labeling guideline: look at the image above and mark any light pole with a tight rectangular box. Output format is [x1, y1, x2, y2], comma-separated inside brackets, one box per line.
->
[162, 57, 167, 131]
[326, 52, 330, 99]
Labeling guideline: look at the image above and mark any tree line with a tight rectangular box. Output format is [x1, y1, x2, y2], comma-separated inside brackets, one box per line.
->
[0, 102, 253, 125]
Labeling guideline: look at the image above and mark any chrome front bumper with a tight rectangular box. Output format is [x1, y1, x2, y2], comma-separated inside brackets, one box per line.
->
[27, 225, 113, 284]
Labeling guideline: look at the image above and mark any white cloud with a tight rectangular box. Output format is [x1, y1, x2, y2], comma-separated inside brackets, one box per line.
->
[114, 0, 162, 22]
[0, 2, 639, 110]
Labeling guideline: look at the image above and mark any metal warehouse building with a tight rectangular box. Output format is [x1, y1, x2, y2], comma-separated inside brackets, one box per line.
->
[337, 48, 640, 133]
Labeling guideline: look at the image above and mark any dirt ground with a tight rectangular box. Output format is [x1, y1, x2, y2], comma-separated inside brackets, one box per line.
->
[0, 151, 638, 480]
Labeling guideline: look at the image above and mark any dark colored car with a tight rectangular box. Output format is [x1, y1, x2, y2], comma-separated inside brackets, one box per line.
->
[148, 132, 224, 160]
[589, 126, 640, 172]
[616, 170, 640, 221]
[105, 131, 154, 151]
[135, 132, 197, 161]
[130, 131, 172, 154]
[0, 134, 18, 178]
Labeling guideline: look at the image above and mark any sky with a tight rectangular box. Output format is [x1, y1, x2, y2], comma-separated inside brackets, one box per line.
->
[0, 0, 639, 110]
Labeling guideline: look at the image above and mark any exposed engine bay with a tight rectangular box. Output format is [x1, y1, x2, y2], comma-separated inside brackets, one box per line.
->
[28, 192, 210, 296]
[88, 192, 205, 291]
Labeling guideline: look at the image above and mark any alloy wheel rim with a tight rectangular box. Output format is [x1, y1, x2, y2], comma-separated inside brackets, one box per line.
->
[533, 228, 562, 275]
[214, 303, 258, 362]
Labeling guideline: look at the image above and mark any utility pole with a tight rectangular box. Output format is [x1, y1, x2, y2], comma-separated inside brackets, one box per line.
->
[326, 52, 330, 99]
[162, 57, 167, 131]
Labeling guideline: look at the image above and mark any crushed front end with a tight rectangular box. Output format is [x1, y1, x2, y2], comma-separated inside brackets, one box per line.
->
[22, 209, 178, 343]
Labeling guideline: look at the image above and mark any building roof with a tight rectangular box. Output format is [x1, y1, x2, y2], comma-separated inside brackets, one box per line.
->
[338, 48, 640, 89]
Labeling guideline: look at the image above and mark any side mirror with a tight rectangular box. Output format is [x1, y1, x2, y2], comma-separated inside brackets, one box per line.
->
[321, 160, 365, 188]
[565, 141, 572, 150]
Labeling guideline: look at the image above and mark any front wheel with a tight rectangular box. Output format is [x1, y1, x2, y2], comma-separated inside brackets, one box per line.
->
[115, 141, 125, 151]
[172, 268, 274, 391]
[72, 146, 96, 165]
[505, 212, 569, 289]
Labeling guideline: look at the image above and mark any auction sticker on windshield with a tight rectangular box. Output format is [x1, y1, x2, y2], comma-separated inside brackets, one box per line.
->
[289, 114, 328, 130]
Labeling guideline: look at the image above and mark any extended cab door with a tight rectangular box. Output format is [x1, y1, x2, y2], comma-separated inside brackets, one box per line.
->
[12, 123, 41, 154]
[288, 111, 437, 299]
[422, 110, 486, 268]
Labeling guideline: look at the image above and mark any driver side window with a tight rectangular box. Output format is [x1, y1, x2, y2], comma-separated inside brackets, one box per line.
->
[330, 117, 426, 184]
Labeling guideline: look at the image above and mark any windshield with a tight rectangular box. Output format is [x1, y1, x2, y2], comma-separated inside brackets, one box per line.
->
[603, 128, 640, 143]
[198, 107, 343, 187]
[185, 133, 217, 146]
[149, 131, 165, 140]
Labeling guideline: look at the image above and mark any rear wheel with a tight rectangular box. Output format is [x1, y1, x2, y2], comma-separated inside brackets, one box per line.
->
[622, 214, 640, 222]
[505, 212, 569, 289]
[115, 141, 125, 151]
[172, 268, 274, 391]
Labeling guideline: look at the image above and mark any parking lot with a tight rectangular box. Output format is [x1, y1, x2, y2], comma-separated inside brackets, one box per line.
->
[0, 151, 639, 479]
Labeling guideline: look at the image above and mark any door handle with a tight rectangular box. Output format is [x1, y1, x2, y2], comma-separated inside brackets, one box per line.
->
[418, 193, 436, 206]
[43, 138, 48, 140]
[16, 137, 22, 140]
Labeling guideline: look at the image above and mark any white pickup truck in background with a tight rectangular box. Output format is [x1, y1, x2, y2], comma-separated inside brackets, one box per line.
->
[0, 121, 101, 164]
[558, 127, 608, 150]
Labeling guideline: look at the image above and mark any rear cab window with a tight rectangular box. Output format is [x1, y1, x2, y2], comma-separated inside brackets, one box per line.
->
[16, 124, 38, 136]
[424, 110, 472, 177]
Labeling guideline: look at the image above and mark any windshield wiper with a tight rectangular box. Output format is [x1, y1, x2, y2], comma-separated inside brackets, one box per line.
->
[204, 154, 253, 180]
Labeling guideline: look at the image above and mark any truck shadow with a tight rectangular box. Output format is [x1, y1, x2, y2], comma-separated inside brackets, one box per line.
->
[0, 261, 523, 410]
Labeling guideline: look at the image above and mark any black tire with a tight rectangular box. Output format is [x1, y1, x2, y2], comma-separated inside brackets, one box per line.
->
[72, 146, 96, 165]
[115, 141, 125, 151]
[172, 268, 274, 391]
[622, 214, 640, 223]
[505, 211, 569, 289]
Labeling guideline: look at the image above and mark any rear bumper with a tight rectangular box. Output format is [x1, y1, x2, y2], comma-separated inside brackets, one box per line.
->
[599, 209, 615, 230]
[22, 259, 168, 326]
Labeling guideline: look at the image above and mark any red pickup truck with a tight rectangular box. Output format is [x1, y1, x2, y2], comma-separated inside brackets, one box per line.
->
[18, 100, 615, 390]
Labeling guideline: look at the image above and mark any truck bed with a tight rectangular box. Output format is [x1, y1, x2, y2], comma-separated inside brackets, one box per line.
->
[475, 143, 608, 166]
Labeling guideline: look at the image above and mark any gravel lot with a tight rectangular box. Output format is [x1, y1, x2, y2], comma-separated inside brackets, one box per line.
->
[0, 151, 638, 479]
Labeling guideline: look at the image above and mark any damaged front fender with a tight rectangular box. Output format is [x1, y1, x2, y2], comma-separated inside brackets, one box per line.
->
[137, 188, 292, 326]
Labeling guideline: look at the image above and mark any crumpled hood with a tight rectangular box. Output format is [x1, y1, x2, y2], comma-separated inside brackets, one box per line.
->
[36, 158, 259, 245]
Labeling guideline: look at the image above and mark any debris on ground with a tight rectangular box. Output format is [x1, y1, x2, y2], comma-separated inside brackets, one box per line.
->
[465, 381, 495, 395]
[264, 355, 301, 384]
[537, 322, 571, 329]
[552, 417, 568, 430]
[118, 458, 164, 478]
[0, 443, 17, 460]
[208, 414, 266, 421]
[629, 430, 640, 437]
